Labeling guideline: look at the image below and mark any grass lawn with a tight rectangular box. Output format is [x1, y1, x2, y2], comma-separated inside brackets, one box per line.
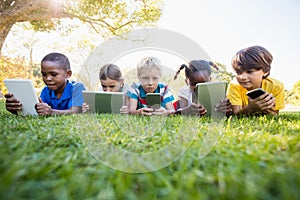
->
[0, 99, 299, 200]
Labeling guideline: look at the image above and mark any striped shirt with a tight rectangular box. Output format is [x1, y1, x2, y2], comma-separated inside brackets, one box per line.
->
[126, 83, 175, 109]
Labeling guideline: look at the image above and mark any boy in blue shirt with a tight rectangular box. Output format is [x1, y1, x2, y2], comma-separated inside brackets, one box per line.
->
[5, 52, 85, 116]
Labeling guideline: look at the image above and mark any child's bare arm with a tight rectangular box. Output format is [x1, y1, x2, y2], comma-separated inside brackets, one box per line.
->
[35, 102, 81, 116]
[233, 93, 277, 115]
[35, 97, 81, 116]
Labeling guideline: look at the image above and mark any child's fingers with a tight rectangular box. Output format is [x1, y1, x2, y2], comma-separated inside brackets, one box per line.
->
[256, 93, 269, 100]
[4, 93, 14, 98]
[81, 103, 90, 113]
[143, 107, 154, 112]
[6, 103, 22, 111]
[120, 106, 129, 114]
[36, 103, 52, 116]
[141, 110, 152, 116]
[35, 103, 49, 110]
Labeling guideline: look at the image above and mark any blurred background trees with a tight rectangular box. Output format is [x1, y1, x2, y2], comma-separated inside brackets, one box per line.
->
[0, 0, 163, 53]
[285, 80, 300, 106]
[0, 0, 163, 94]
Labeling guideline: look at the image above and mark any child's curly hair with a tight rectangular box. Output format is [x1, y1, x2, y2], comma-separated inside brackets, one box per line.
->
[41, 52, 70, 71]
[174, 60, 215, 80]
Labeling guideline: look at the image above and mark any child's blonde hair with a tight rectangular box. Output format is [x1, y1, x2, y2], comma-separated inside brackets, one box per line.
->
[137, 56, 162, 77]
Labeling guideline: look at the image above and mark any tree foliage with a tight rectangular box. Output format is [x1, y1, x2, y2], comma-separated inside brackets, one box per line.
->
[0, 56, 43, 95]
[0, 0, 163, 53]
[211, 62, 235, 83]
[285, 80, 300, 106]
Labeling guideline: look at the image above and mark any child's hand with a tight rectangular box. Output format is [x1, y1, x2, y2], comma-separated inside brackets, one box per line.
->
[4, 93, 22, 114]
[181, 103, 207, 116]
[35, 98, 52, 116]
[152, 107, 167, 116]
[82, 102, 90, 113]
[120, 105, 129, 114]
[138, 107, 154, 116]
[248, 93, 276, 112]
[214, 98, 233, 116]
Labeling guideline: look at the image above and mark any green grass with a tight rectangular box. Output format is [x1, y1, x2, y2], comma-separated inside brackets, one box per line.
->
[0, 99, 299, 200]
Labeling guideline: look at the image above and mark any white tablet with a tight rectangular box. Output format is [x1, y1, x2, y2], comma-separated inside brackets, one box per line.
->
[4, 79, 39, 116]
[82, 91, 124, 114]
[196, 81, 227, 118]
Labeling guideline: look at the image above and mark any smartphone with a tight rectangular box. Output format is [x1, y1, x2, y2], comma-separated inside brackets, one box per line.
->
[146, 93, 161, 109]
[246, 88, 266, 99]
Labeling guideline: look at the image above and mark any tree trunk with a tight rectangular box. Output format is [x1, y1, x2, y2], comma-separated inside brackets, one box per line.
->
[0, 0, 67, 54]
[0, 23, 13, 56]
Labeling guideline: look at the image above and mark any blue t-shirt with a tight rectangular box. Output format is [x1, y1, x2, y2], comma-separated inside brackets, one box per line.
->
[126, 83, 174, 109]
[40, 81, 85, 110]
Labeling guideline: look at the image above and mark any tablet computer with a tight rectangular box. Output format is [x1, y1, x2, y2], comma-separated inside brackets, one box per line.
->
[196, 81, 227, 118]
[4, 79, 39, 116]
[82, 91, 124, 114]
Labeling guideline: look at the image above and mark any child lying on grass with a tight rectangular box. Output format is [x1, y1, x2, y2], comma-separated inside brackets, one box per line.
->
[5, 52, 85, 116]
[126, 56, 175, 116]
[174, 59, 232, 116]
[227, 45, 285, 115]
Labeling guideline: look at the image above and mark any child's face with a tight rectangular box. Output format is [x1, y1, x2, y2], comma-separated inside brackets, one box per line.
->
[187, 70, 211, 91]
[100, 78, 123, 92]
[235, 69, 267, 90]
[41, 61, 71, 93]
[139, 68, 161, 93]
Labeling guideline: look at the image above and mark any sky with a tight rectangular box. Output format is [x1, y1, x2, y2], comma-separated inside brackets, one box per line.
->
[156, 0, 300, 90]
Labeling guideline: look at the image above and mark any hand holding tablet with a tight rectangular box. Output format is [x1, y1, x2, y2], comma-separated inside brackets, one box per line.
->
[4, 79, 39, 116]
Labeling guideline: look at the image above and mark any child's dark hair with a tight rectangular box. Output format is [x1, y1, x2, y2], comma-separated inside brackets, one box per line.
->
[174, 60, 214, 80]
[41, 52, 70, 71]
[99, 64, 123, 81]
[231, 45, 272, 78]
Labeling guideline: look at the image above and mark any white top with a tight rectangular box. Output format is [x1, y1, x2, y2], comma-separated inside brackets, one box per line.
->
[177, 86, 196, 106]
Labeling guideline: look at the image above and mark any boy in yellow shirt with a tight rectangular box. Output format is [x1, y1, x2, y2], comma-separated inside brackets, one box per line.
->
[227, 45, 285, 115]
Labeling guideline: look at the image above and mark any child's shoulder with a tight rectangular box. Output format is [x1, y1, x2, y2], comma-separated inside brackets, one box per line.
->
[69, 80, 85, 87]
[228, 79, 243, 89]
[157, 82, 168, 88]
[263, 77, 284, 86]
[178, 86, 191, 98]
[229, 78, 239, 85]
[262, 77, 284, 91]
[67, 81, 86, 91]
[129, 82, 142, 89]
[178, 86, 191, 93]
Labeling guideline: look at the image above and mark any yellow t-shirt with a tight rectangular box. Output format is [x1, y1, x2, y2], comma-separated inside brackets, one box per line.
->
[227, 77, 285, 110]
